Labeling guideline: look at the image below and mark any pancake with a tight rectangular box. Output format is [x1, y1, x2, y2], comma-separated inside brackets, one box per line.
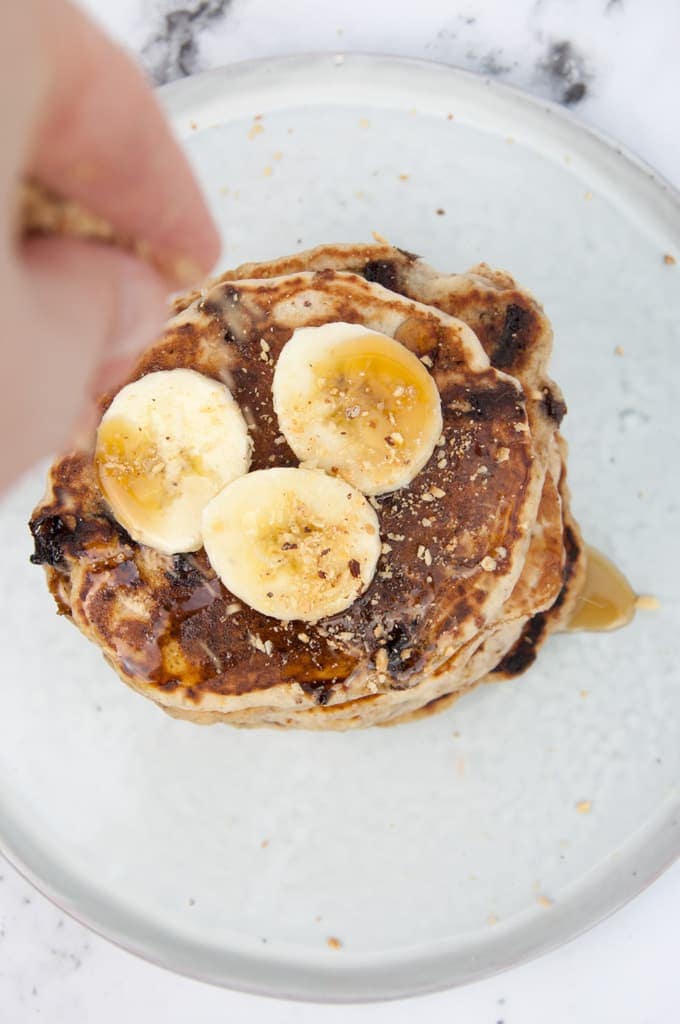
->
[31, 265, 550, 722]
[30, 244, 583, 729]
[218, 243, 586, 674]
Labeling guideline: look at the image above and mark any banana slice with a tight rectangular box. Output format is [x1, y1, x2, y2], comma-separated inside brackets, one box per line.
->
[272, 322, 442, 495]
[96, 369, 251, 554]
[202, 467, 381, 622]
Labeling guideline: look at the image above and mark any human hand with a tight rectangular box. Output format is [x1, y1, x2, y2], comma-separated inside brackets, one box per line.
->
[1, 0, 220, 491]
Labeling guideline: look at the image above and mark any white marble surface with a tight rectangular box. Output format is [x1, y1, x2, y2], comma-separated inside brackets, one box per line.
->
[3, 0, 679, 1019]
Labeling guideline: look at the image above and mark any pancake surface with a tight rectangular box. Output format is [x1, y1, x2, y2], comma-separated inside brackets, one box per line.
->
[218, 244, 586, 692]
[30, 244, 584, 729]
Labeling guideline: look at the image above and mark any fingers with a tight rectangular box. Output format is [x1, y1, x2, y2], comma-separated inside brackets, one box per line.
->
[22, 0, 220, 286]
[1, 237, 168, 491]
[0, 4, 46, 211]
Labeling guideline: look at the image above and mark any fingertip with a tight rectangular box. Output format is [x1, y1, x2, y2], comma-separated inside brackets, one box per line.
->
[18, 236, 170, 449]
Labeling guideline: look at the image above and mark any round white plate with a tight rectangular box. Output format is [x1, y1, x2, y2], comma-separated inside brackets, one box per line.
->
[2, 56, 679, 1002]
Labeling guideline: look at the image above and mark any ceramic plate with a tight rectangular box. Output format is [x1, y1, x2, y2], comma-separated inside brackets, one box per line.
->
[1, 56, 679, 1002]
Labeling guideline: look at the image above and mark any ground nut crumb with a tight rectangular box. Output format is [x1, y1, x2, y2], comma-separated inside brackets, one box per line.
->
[481, 555, 497, 572]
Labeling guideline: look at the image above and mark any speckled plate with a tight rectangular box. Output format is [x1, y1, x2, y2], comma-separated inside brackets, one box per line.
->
[1, 55, 679, 1002]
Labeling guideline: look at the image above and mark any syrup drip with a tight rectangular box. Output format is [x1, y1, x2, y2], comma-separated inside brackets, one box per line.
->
[567, 545, 656, 632]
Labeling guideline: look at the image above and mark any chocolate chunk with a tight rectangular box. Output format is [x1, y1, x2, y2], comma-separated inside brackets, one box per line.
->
[494, 303, 531, 369]
[542, 386, 567, 426]
[385, 620, 413, 675]
[491, 614, 547, 677]
[29, 514, 70, 566]
[363, 260, 398, 292]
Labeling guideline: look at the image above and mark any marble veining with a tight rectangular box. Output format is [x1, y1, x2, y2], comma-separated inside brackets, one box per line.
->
[142, 0, 233, 84]
[539, 40, 589, 104]
[138, 0, 598, 105]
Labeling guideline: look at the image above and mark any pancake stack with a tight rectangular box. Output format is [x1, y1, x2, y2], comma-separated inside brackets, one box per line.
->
[30, 243, 585, 728]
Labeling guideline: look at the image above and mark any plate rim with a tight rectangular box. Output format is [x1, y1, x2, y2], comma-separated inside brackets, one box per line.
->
[3, 53, 679, 1003]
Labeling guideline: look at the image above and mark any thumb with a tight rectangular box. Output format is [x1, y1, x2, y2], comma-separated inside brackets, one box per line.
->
[4, 237, 168, 488]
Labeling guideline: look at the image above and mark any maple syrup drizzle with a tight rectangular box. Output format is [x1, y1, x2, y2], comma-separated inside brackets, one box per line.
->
[568, 545, 657, 632]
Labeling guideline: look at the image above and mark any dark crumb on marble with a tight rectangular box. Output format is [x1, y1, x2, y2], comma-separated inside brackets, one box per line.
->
[23, 897, 31, 905]
[188, 897, 195, 906]
[436, 208, 446, 215]
[142, 0, 233, 85]
[261, 937, 268, 944]
[50, 948, 82, 969]
[482, 50, 512, 75]
[563, 81, 587, 104]
[618, 406, 650, 424]
[32, 987, 37, 997]
[540, 40, 589, 105]
[606, 0, 623, 9]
